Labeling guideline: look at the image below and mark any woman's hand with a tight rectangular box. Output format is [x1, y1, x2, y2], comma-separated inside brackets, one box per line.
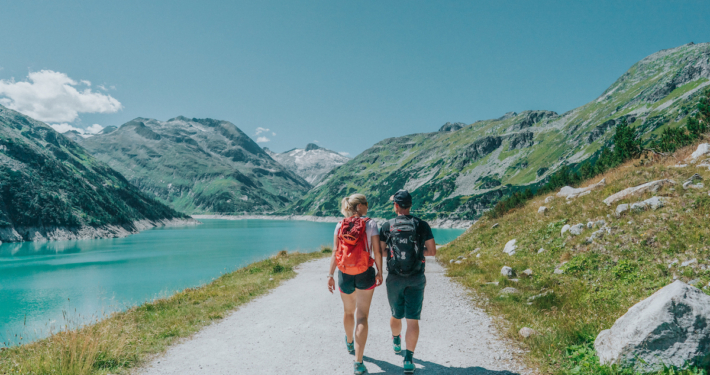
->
[327, 276, 335, 294]
[375, 273, 383, 287]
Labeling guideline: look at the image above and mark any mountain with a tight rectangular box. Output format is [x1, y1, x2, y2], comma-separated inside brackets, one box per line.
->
[78, 116, 311, 214]
[264, 143, 350, 185]
[289, 42, 710, 220]
[0, 105, 188, 242]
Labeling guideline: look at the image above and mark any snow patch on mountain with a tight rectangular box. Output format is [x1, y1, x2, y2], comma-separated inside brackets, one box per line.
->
[265, 143, 350, 185]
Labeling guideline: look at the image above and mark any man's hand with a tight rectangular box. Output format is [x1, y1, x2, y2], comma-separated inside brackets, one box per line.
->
[327, 277, 335, 293]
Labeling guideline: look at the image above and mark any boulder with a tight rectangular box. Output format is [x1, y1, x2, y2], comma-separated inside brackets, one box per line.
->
[501, 266, 514, 277]
[503, 239, 517, 256]
[521, 268, 533, 276]
[538, 206, 548, 214]
[449, 259, 454, 264]
[587, 221, 594, 229]
[569, 223, 585, 236]
[545, 196, 554, 203]
[454, 260, 462, 264]
[616, 204, 629, 216]
[688, 143, 710, 162]
[683, 181, 704, 190]
[561, 224, 571, 235]
[519, 327, 538, 338]
[603, 179, 676, 206]
[594, 281, 710, 372]
[595, 219, 606, 227]
[557, 178, 606, 200]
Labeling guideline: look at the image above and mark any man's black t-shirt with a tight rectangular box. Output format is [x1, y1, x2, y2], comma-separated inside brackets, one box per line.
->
[379, 215, 434, 276]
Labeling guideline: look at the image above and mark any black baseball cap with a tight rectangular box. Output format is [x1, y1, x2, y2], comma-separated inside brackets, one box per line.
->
[391, 189, 412, 208]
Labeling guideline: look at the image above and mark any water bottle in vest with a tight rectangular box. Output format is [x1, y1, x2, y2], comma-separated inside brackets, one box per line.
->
[386, 216, 423, 276]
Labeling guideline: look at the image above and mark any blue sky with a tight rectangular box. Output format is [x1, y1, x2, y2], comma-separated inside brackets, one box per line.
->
[0, 1, 708, 156]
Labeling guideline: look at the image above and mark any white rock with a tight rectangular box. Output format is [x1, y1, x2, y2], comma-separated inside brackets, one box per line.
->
[538, 206, 548, 214]
[457, 255, 464, 260]
[553, 268, 565, 274]
[537, 248, 545, 254]
[603, 179, 676, 206]
[521, 268, 533, 276]
[518, 327, 538, 338]
[491, 223, 499, 229]
[645, 196, 664, 210]
[561, 224, 571, 235]
[569, 223, 585, 236]
[501, 266, 514, 277]
[454, 260, 462, 264]
[499, 287, 518, 294]
[587, 221, 594, 229]
[503, 239, 517, 256]
[476, 253, 481, 258]
[449, 259, 454, 264]
[688, 143, 710, 162]
[596, 219, 607, 227]
[545, 196, 554, 203]
[616, 204, 629, 216]
[594, 281, 710, 372]
[681, 258, 697, 267]
[683, 181, 704, 190]
[557, 178, 606, 200]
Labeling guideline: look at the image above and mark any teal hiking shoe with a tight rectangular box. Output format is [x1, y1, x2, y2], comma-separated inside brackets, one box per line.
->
[392, 335, 402, 353]
[345, 335, 355, 354]
[354, 361, 367, 375]
[403, 350, 415, 374]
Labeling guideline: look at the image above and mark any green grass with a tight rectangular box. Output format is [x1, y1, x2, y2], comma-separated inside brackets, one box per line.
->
[0, 250, 329, 375]
[439, 144, 710, 375]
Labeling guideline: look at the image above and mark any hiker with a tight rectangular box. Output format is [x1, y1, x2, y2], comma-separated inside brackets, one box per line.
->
[379, 189, 436, 374]
[327, 193, 383, 375]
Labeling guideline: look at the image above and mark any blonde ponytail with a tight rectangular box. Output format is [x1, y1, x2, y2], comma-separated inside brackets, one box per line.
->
[340, 193, 368, 217]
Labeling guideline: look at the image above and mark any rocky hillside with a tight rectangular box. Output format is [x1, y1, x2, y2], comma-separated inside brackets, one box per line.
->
[78, 117, 311, 214]
[0, 105, 188, 242]
[440, 141, 710, 374]
[265, 143, 350, 185]
[289, 42, 710, 220]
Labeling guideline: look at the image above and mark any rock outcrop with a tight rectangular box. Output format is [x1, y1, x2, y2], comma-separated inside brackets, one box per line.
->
[603, 179, 676, 206]
[557, 178, 606, 200]
[503, 239, 517, 256]
[439, 122, 465, 132]
[594, 281, 710, 372]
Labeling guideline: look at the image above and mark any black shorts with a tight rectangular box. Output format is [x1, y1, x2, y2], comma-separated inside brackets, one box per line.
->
[338, 267, 376, 295]
[386, 273, 426, 320]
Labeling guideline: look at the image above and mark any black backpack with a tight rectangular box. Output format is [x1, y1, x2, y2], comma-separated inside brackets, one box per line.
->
[385, 216, 424, 276]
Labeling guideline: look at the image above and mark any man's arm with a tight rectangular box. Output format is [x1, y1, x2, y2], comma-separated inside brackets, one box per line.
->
[423, 238, 436, 256]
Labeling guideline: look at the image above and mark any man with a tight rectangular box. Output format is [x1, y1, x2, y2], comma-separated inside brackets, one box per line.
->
[379, 189, 436, 374]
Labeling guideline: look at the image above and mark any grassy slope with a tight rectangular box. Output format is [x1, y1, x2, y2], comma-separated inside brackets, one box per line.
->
[0, 251, 328, 375]
[439, 144, 710, 374]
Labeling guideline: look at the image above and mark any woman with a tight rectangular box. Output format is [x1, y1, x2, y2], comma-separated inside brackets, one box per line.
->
[327, 193, 383, 375]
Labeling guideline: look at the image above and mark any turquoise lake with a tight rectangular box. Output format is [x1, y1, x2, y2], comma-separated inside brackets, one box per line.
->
[0, 219, 464, 346]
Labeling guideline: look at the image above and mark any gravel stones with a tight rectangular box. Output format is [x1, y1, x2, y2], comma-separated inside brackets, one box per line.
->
[503, 239, 517, 256]
[501, 266, 514, 277]
[594, 281, 710, 372]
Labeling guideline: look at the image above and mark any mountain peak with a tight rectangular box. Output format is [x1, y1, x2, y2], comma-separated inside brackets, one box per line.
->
[439, 122, 465, 132]
[305, 143, 323, 151]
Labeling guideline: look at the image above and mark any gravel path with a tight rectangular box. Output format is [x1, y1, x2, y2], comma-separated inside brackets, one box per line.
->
[139, 257, 532, 375]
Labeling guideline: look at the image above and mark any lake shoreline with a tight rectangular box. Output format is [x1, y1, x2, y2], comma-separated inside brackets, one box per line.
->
[192, 214, 474, 229]
[0, 217, 200, 243]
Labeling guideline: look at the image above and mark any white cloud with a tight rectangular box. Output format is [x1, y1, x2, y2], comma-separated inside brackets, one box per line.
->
[255, 127, 270, 135]
[86, 124, 104, 134]
[97, 84, 107, 91]
[313, 140, 319, 143]
[256, 136, 270, 143]
[80, 80, 91, 86]
[0, 70, 122, 123]
[339, 152, 350, 156]
[271, 131, 276, 136]
[50, 123, 83, 133]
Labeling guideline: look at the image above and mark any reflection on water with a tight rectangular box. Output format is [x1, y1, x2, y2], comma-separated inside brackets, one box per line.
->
[0, 219, 464, 346]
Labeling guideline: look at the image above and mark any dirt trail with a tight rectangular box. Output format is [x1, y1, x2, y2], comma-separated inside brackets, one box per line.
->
[139, 257, 532, 374]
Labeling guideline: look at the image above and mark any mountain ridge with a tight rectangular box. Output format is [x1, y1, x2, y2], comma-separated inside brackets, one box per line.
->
[287, 42, 710, 220]
[265, 143, 350, 185]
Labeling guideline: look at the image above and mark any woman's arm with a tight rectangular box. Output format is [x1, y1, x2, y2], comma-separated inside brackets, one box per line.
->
[371, 235, 383, 286]
[327, 232, 338, 293]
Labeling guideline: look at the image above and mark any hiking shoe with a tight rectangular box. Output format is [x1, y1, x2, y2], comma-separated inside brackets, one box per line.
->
[354, 361, 367, 375]
[403, 350, 415, 374]
[345, 335, 355, 354]
[392, 335, 402, 353]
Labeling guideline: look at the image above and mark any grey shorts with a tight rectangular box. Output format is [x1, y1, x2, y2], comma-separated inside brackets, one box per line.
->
[386, 273, 426, 320]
